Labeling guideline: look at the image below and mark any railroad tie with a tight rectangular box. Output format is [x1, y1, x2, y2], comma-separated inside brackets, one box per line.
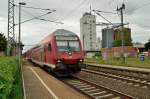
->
[90, 91, 106, 96]
[95, 93, 114, 99]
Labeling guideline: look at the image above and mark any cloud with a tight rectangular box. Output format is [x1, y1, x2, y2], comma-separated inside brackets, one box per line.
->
[1, 0, 150, 52]
[124, 2, 137, 15]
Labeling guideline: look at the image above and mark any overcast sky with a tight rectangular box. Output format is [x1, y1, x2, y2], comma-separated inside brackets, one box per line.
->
[0, 0, 150, 52]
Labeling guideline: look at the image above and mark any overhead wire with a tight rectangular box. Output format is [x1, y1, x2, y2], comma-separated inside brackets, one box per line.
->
[14, 12, 53, 26]
[93, 0, 121, 23]
[38, 18, 64, 24]
[51, 0, 90, 30]
[14, 3, 57, 24]
[93, 10, 113, 25]
[17, 8, 63, 25]
[21, 9, 37, 18]
[60, 0, 89, 21]
[94, 10, 117, 14]
[14, 4, 55, 11]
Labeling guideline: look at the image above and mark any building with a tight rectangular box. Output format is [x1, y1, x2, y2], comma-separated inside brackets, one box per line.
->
[114, 28, 132, 43]
[80, 12, 97, 51]
[102, 28, 114, 48]
[96, 37, 102, 50]
[133, 42, 145, 52]
[102, 27, 132, 48]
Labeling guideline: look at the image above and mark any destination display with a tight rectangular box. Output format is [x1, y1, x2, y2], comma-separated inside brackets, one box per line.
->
[56, 36, 78, 40]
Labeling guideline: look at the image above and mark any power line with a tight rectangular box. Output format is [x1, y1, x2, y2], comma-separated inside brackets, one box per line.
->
[14, 4, 56, 11]
[38, 18, 64, 24]
[21, 9, 63, 24]
[14, 12, 52, 26]
[94, 10, 117, 14]
[14, 3, 57, 25]
[21, 9, 36, 17]
[93, 10, 113, 25]
[61, 0, 89, 21]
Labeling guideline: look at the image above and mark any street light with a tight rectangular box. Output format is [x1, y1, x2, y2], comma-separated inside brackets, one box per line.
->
[18, 2, 26, 66]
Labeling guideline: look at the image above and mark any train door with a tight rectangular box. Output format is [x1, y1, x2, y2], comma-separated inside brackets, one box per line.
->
[40, 48, 42, 62]
[45, 43, 54, 64]
[43, 46, 46, 62]
[41, 45, 46, 63]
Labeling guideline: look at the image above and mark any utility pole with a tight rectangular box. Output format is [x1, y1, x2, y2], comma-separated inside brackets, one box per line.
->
[7, 0, 15, 56]
[18, 2, 26, 68]
[117, 3, 125, 63]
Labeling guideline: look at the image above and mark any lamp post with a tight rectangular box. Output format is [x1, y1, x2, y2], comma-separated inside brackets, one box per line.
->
[18, 2, 26, 66]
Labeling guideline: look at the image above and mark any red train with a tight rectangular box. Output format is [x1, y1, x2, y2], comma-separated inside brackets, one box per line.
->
[25, 29, 85, 76]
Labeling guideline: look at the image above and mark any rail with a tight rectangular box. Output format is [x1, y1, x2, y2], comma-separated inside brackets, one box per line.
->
[86, 64, 150, 82]
[61, 76, 136, 99]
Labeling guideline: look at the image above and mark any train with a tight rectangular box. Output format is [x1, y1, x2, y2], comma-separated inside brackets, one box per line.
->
[25, 29, 86, 76]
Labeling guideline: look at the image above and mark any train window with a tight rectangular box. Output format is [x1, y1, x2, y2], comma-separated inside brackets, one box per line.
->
[48, 43, 51, 51]
[57, 41, 68, 51]
[69, 41, 80, 51]
[57, 40, 80, 52]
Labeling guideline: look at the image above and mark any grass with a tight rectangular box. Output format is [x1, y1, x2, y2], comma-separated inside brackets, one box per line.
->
[9, 64, 23, 99]
[84, 57, 150, 69]
[0, 57, 23, 99]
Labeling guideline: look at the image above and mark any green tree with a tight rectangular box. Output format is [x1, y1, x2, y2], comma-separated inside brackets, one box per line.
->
[112, 40, 122, 47]
[145, 39, 150, 50]
[94, 52, 101, 58]
[112, 40, 132, 47]
[0, 33, 7, 52]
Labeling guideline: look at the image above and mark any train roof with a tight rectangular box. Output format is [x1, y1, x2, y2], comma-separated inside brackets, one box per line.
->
[26, 29, 79, 52]
[37, 29, 78, 45]
[53, 29, 77, 37]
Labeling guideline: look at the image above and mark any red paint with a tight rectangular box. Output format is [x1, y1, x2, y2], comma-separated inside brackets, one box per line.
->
[26, 29, 84, 67]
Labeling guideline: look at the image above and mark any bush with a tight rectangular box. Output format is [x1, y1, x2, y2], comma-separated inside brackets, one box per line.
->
[94, 52, 102, 59]
[0, 33, 7, 52]
[112, 40, 132, 47]
[0, 57, 20, 99]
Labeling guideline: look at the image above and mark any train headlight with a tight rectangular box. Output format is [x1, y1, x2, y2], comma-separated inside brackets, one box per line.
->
[79, 59, 83, 63]
[68, 52, 72, 56]
[57, 59, 62, 63]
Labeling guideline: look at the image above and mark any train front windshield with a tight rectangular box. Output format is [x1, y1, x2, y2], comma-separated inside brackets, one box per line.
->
[57, 40, 80, 52]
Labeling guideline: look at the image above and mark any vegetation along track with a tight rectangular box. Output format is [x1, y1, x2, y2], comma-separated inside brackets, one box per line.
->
[62, 76, 135, 99]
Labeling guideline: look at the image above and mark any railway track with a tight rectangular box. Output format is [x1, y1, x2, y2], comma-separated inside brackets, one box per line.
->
[82, 69, 150, 88]
[85, 64, 150, 88]
[78, 64, 150, 98]
[62, 76, 135, 99]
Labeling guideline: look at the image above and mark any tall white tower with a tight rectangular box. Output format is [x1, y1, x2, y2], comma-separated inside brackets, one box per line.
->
[80, 12, 96, 51]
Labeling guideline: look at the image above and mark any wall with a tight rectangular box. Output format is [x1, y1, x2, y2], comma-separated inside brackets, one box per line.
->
[101, 46, 138, 60]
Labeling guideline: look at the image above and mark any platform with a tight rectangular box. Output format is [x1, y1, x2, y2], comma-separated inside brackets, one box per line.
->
[22, 61, 88, 99]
